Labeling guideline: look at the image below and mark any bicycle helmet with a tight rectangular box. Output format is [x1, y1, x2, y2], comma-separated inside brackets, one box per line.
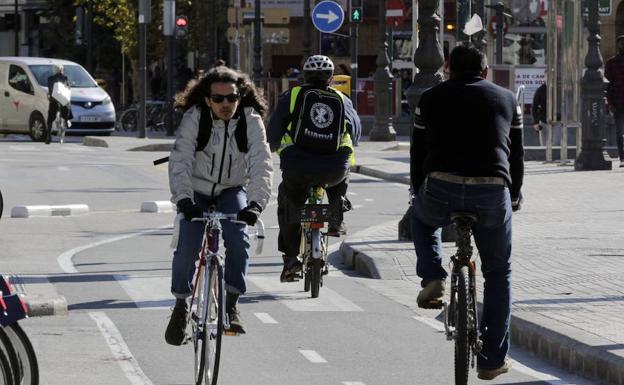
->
[303, 55, 334, 73]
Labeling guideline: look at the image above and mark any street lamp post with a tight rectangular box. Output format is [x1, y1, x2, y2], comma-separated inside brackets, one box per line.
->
[574, 0, 612, 171]
[369, 0, 397, 142]
[253, 0, 262, 84]
[399, 0, 444, 241]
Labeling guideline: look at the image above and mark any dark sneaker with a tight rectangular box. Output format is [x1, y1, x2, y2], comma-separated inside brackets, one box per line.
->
[416, 280, 445, 309]
[327, 222, 347, 237]
[477, 358, 512, 380]
[165, 302, 188, 345]
[280, 256, 302, 282]
[225, 292, 246, 334]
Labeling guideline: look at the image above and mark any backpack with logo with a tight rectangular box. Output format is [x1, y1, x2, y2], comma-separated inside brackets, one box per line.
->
[290, 86, 345, 154]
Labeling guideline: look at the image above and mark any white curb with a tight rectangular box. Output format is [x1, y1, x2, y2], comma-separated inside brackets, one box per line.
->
[140, 201, 174, 213]
[11, 204, 90, 218]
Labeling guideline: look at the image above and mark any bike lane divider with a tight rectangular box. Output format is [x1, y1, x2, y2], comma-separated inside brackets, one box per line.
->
[11, 204, 89, 218]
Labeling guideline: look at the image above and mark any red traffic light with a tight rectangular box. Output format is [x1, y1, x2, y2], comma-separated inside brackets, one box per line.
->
[175, 16, 188, 27]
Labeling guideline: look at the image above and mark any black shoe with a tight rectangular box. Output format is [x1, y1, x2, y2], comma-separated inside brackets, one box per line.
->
[280, 256, 302, 282]
[165, 299, 188, 345]
[327, 222, 347, 237]
[225, 292, 245, 334]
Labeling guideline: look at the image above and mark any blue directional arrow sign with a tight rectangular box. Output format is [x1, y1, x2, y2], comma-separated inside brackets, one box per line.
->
[312, 0, 345, 34]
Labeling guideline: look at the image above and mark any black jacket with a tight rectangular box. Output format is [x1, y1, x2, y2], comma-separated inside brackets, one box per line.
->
[411, 76, 524, 199]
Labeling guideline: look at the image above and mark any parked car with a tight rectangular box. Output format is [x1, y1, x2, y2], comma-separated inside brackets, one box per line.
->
[0, 57, 115, 141]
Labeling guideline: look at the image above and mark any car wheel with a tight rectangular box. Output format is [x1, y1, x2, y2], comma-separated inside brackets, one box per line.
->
[29, 112, 46, 142]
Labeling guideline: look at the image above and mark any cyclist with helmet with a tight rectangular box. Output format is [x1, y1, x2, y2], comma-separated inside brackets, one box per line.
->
[267, 55, 361, 282]
[46, 64, 73, 144]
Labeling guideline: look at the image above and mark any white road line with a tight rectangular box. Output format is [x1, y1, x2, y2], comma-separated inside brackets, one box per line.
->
[352, 205, 364, 209]
[342, 382, 366, 385]
[57, 225, 172, 273]
[299, 350, 327, 363]
[411, 316, 594, 385]
[57, 166, 70, 172]
[8, 145, 37, 151]
[347, 191, 359, 196]
[89, 312, 154, 385]
[254, 312, 278, 324]
[363, 198, 374, 202]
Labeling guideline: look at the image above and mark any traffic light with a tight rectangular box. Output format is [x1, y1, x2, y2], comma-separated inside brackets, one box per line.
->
[175, 15, 188, 39]
[350, 0, 363, 23]
[351, 7, 363, 23]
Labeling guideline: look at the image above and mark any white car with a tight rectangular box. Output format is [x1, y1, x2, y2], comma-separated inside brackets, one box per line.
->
[0, 57, 116, 141]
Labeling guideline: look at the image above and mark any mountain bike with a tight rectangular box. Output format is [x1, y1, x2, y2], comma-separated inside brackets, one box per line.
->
[118, 100, 179, 132]
[298, 186, 338, 299]
[442, 213, 482, 385]
[187, 209, 264, 385]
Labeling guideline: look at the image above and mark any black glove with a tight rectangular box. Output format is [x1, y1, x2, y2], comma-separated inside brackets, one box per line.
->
[511, 192, 523, 212]
[237, 201, 262, 226]
[177, 198, 204, 221]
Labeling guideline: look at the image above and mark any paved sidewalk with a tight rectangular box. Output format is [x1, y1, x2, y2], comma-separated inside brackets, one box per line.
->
[345, 144, 624, 385]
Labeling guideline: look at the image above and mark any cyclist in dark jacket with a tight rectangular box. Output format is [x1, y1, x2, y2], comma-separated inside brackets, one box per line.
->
[267, 55, 361, 282]
[46, 64, 72, 144]
[410, 45, 524, 380]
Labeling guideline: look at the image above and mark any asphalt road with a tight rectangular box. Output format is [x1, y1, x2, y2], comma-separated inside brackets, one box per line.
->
[0, 136, 593, 385]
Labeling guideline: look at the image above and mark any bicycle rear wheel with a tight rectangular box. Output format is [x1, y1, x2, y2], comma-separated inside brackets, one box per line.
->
[454, 265, 470, 385]
[4, 323, 38, 385]
[204, 264, 223, 385]
[0, 344, 14, 385]
[310, 229, 322, 298]
[192, 267, 206, 385]
[0, 328, 18, 385]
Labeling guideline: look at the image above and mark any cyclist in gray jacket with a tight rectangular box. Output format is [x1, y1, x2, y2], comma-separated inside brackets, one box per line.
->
[165, 66, 272, 344]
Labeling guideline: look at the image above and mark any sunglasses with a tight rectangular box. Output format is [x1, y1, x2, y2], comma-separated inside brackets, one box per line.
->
[210, 93, 239, 103]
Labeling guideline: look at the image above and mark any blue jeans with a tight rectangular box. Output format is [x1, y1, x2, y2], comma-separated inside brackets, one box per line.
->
[411, 177, 512, 370]
[171, 187, 250, 297]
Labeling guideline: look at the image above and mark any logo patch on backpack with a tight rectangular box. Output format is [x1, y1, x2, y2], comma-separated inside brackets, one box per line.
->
[292, 88, 345, 154]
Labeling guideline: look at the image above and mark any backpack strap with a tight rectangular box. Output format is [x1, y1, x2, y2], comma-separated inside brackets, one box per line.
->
[196, 103, 212, 152]
[234, 107, 248, 153]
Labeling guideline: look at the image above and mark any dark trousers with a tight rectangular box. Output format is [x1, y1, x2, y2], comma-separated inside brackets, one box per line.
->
[411, 177, 513, 370]
[277, 169, 348, 258]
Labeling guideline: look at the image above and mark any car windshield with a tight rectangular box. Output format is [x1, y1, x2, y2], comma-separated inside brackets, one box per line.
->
[29, 64, 98, 88]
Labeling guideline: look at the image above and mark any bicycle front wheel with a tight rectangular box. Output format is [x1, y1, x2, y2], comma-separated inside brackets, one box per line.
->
[454, 265, 470, 385]
[204, 264, 224, 385]
[0, 344, 14, 385]
[119, 109, 138, 131]
[4, 323, 38, 385]
[192, 268, 206, 385]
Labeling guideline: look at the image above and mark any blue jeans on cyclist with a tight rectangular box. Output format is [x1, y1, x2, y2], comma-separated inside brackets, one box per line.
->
[171, 186, 250, 298]
[411, 176, 512, 370]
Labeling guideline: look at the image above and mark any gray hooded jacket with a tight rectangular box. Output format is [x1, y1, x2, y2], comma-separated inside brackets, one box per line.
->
[168, 105, 273, 209]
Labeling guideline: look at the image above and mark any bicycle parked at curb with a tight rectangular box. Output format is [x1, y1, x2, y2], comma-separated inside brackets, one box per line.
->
[117, 100, 181, 132]
[186, 209, 264, 385]
[421, 213, 482, 385]
[296, 186, 337, 299]
[0, 276, 39, 385]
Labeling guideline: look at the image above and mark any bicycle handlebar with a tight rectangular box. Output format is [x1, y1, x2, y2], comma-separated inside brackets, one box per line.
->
[192, 213, 265, 255]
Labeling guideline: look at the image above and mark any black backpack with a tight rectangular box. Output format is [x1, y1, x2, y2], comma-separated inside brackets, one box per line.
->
[196, 103, 248, 153]
[290, 86, 345, 154]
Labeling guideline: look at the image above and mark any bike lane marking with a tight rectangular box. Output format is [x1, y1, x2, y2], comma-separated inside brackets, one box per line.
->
[89, 311, 155, 385]
[299, 350, 327, 363]
[254, 312, 278, 324]
[57, 225, 172, 273]
[342, 382, 366, 385]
